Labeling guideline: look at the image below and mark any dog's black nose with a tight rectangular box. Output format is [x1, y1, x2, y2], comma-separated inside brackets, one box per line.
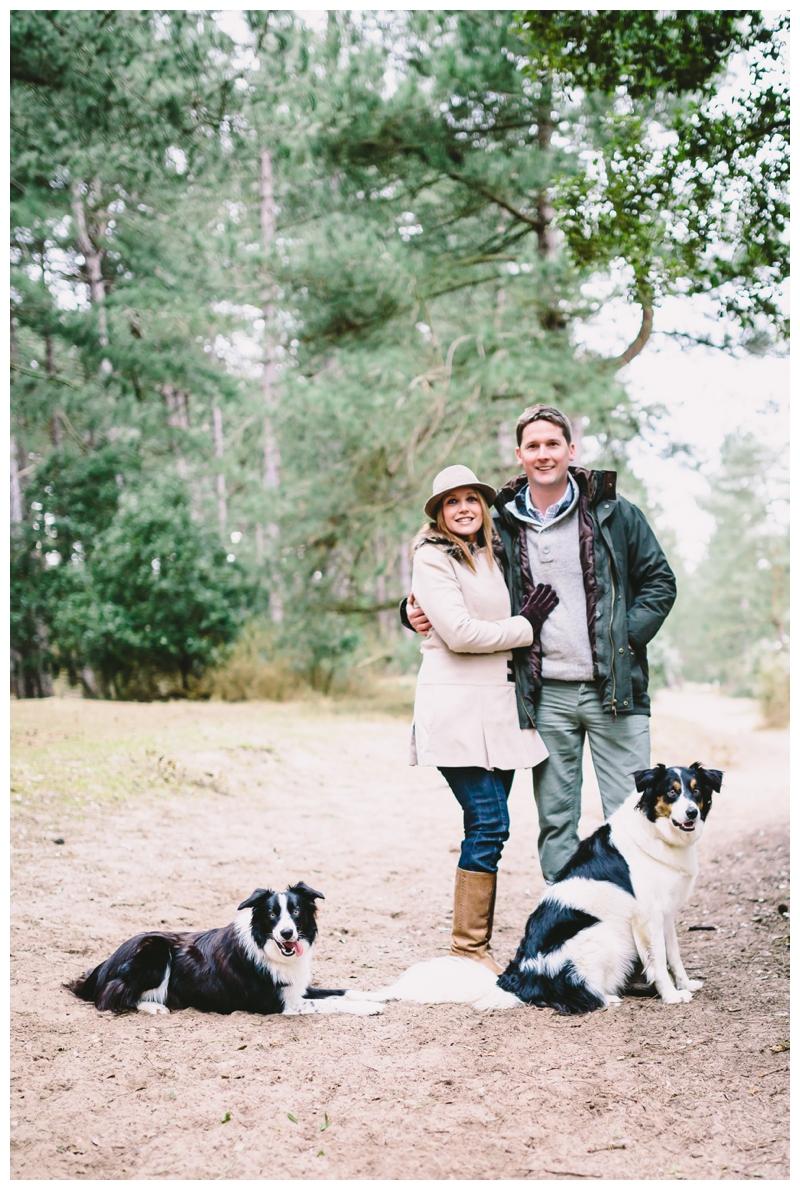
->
[280, 927, 294, 940]
[685, 805, 699, 820]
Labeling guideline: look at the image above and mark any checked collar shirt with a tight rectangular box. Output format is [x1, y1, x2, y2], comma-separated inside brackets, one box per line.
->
[514, 473, 578, 529]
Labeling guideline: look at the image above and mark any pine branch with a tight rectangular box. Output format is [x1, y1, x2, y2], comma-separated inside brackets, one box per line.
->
[445, 170, 543, 230]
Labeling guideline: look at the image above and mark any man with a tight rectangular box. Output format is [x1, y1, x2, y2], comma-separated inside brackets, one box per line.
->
[407, 404, 676, 882]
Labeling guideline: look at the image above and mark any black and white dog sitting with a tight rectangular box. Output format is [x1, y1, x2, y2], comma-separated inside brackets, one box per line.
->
[347, 763, 722, 1015]
[69, 882, 381, 1017]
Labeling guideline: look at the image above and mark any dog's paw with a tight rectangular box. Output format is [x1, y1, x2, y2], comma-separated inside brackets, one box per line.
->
[137, 1002, 170, 1015]
[660, 987, 692, 1005]
[684, 978, 704, 992]
[603, 994, 623, 1006]
[473, 986, 523, 1013]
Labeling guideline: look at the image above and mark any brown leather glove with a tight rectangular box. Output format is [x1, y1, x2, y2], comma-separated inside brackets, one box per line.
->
[519, 583, 559, 632]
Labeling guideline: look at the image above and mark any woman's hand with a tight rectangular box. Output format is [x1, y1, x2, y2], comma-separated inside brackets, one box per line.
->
[407, 593, 433, 634]
[519, 583, 559, 632]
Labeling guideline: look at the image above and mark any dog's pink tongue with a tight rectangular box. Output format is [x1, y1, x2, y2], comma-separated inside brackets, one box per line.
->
[289, 940, 304, 956]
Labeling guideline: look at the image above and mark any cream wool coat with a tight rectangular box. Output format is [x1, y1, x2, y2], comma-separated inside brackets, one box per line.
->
[410, 540, 549, 770]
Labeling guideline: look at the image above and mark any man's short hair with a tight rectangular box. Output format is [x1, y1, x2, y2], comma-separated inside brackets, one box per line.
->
[515, 404, 573, 446]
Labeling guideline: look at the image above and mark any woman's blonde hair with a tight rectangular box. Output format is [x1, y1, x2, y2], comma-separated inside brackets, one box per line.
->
[430, 489, 495, 572]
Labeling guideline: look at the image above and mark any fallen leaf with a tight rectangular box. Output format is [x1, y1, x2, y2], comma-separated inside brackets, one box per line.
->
[287, 1113, 298, 1124]
[221, 1111, 231, 1124]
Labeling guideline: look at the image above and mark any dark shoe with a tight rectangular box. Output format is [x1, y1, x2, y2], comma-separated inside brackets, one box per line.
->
[624, 960, 657, 997]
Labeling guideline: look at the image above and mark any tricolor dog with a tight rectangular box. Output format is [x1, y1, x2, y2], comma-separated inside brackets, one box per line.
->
[347, 762, 722, 1015]
[69, 882, 381, 1017]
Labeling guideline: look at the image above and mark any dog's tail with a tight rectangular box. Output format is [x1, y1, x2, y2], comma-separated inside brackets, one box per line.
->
[67, 967, 143, 1013]
[497, 960, 605, 1015]
[66, 965, 101, 1002]
[67, 934, 173, 1013]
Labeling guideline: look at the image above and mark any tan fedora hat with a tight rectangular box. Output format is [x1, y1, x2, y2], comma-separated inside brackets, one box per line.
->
[424, 464, 497, 519]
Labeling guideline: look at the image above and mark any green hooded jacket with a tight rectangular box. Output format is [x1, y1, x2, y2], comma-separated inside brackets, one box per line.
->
[492, 467, 677, 728]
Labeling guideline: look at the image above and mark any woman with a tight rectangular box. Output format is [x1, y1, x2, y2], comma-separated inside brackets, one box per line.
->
[410, 464, 558, 972]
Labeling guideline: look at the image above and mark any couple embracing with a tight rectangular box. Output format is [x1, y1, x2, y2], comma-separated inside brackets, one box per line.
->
[406, 404, 676, 973]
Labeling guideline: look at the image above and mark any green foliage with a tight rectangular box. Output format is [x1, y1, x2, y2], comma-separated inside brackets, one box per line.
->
[11, 10, 237, 182]
[10, 10, 789, 699]
[515, 10, 789, 338]
[84, 481, 248, 696]
[10, 527, 54, 697]
[11, 444, 137, 693]
[516, 10, 763, 97]
[11, 462, 250, 698]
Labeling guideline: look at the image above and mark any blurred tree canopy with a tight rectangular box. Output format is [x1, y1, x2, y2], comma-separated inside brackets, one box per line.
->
[10, 9, 788, 701]
[666, 432, 789, 694]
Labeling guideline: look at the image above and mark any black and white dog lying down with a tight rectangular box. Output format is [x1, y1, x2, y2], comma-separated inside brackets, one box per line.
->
[346, 763, 722, 1015]
[69, 882, 381, 1017]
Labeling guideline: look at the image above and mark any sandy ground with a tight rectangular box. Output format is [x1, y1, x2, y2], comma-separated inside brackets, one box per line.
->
[10, 684, 789, 1180]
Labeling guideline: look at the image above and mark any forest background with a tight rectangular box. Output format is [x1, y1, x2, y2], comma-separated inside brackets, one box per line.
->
[9, 8, 789, 720]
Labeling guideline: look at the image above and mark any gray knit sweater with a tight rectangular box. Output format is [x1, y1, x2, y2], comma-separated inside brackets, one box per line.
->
[505, 485, 594, 682]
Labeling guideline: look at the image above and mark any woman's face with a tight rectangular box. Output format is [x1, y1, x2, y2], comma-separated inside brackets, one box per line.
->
[440, 487, 483, 541]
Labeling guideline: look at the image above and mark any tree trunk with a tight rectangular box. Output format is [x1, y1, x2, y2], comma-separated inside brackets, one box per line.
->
[49, 412, 63, 449]
[609, 302, 654, 371]
[70, 179, 109, 348]
[162, 384, 190, 480]
[10, 432, 55, 698]
[497, 419, 515, 471]
[373, 532, 394, 640]
[10, 433, 24, 527]
[569, 413, 585, 463]
[395, 537, 409, 599]
[212, 403, 227, 538]
[44, 332, 63, 448]
[534, 85, 558, 261]
[37, 241, 60, 391]
[532, 81, 569, 336]
[260, 147, 283, 622]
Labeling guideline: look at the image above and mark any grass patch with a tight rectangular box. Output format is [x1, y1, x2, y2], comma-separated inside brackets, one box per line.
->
[11, 679, 415, 818]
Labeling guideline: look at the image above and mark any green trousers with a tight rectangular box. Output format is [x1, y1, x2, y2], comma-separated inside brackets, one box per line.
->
[532, 679, 650, 882]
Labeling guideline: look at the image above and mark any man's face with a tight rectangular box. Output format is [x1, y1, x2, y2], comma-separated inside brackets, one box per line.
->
[515, 418, 575, 492]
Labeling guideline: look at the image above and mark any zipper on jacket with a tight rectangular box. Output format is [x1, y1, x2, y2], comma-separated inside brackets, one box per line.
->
[608, 567, 618, 717]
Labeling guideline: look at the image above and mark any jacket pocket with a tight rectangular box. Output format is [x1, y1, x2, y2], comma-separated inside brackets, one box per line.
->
[629, 641, 649, 700]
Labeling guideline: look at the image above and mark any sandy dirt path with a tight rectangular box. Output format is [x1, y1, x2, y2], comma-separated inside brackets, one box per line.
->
[11, 685, 789, 1179]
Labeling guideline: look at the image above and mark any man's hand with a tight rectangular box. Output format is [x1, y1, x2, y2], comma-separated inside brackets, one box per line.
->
[519, 583, 559, 632]
[407, 593, 432, 634]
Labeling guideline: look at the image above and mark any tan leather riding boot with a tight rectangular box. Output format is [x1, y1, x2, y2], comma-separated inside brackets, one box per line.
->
[450, 867, 503, 974]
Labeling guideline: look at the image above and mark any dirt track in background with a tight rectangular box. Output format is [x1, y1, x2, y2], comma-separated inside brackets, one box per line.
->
[11, 685, 789, 1179]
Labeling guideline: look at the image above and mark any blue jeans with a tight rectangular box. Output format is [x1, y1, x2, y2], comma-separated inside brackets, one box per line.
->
[439, 767, 514, 873]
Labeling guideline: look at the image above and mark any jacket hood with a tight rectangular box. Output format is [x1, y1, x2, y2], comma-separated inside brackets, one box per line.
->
[494, 466, 617, 524]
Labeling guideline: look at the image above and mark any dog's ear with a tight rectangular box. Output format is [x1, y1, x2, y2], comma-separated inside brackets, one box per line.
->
[288, 881, 325, 902]
[690, 762, 724, 792]
[237, 888, 273, 911]
[634, 764, 665, 792]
